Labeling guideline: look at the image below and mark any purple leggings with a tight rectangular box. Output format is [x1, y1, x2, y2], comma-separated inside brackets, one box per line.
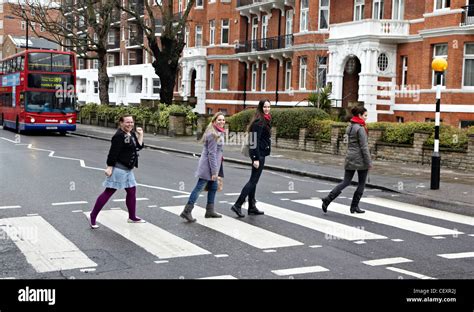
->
[90, 187, 139, 224]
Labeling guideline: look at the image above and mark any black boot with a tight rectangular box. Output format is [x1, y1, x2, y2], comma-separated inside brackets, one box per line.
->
[321, 190, 341, 213]
[231, 204, 245, 218]
[248, 199, 264, 215]
[350, 192, 365, 214]
[205, 203, 222, 218]
[180, 204, 197, 222]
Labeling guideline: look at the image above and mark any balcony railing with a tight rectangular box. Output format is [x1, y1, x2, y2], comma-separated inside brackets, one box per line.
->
[461, 5, 474, 26]
[237, 0, 272, 7]
[328, 19, 409, 41]
[235, 34, 293, 53]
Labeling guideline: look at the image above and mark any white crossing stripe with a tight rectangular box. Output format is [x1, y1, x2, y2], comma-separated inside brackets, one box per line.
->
[199, 275, 237, 279]
[224, 193, 241, 196]
[113, 198, 149, 202]
[362, 257, 412, 266]
[253, 202, 386, 241]
[0, 205, 21, 209]
[316, 190, 332, 193]
[386, 267, 435, 279]
[51, 201, 88, 206]
[161, 206, 303, 249]
[271, 265, 329, 276]
[294, 199, 463, 237]
[272, 191, 299, 194]
[361, 197, 474, 226]
[438, 252, 474, 259]
[87, 210, 210, 259]
[0, 216, 97, 273]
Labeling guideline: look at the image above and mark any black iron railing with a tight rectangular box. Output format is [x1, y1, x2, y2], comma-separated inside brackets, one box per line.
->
[235, 34, 293, 53]
[462, 5, 474, 26]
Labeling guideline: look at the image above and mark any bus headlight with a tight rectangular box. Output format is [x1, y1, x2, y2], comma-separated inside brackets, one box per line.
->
[30, 117, 35, 123]
[67, 118, 73, 124]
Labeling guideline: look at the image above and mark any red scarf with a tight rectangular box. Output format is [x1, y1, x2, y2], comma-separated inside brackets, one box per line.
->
[213, 124, 225, 133]
[350, 116, 368, 134]
[263, 113, 272, 122]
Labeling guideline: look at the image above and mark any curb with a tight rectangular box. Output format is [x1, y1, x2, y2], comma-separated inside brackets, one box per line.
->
[71, 131, 399, 193]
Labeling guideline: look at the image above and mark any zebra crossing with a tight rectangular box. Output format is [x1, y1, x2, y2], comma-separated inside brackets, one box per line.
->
[1, 195, 473, 279]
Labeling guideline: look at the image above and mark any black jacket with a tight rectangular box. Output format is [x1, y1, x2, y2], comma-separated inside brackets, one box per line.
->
[249, 118, 271, 161]
[106, 129, 144, 169]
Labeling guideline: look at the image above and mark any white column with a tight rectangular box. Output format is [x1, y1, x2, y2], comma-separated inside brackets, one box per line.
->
[195, 61, 207, 114]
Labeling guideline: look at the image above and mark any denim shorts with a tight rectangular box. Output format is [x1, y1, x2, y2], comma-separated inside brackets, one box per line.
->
[103, 167, 137, 189]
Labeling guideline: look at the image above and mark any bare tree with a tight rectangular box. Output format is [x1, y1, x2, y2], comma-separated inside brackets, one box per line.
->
[121, 0, 195, 105]
[12, 0, 118, 105]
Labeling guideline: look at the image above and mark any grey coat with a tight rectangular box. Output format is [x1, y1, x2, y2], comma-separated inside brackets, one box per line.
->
[195, 131, 224, 181]
[344, 122, 372, 170]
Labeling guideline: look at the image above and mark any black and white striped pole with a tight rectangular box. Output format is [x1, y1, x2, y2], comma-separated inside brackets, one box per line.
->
[430, 58, 448, 190]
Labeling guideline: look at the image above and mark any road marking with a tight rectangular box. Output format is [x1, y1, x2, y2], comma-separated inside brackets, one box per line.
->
[316, 190, 332, 193]
[51, 201, 88, 206]
[249, 201, 387, 241]
[432, 236, 446, 239]
[173, 195, 191, 199]
[0, 216, 97, 273]
[154, 260, 169, 264]
[354, 241, 366, 244]
[26, 213, 38, 216]
[148, 205, 158, 208]
[80, 268, 96, 273]
[294, 199, 463, 237]
[214, 254, 229, 258]
[224, 193, 241, 196]
[137, 183, 190, 195]
[86, 210, 211, 259]
[263, 249, 277, 253]
[309, 245, 322, 248]
[386, 267, 435, 279]
[271, 265, 329, 276]
[391, 239, 404, 242]
[469, 234, 474, 237]
[161, 205, 303, 249]
[71, 210, 83, 213]
[272, 191, 299, 194]
[113, 198, 149, 202]
[438, 252, 474, 259]
[361, 197, 474, 226]
[362, 257, 412, 266]
[0, 205, 21, 209]
[199, 275, 237, 279]
[280, 198, 290, 201]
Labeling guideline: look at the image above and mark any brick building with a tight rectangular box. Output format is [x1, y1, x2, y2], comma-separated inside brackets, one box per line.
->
[178, 0, 474, 127]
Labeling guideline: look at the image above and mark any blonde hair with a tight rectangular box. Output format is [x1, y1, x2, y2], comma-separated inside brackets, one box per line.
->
[200, 112, 225, 143]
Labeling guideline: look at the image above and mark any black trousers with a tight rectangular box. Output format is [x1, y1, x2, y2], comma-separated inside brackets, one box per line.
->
[330, 169, 368, 207]
[236, 156, 266, 206]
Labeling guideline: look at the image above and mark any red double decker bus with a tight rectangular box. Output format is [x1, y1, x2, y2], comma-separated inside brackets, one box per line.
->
[0, 49, 76, 134]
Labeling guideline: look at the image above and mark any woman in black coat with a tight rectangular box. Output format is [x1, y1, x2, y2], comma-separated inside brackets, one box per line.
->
[231, 99, 272, 218]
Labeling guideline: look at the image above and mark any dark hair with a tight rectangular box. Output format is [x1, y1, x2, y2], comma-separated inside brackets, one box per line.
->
[119, 115, 134, 123]
[247, 99, 271, 132]
[351, 106, 367, 117]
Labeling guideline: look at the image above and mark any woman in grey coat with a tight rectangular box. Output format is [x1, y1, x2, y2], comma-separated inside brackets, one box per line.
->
[180, 112, 226, 222]
[321, 106, 372, 214]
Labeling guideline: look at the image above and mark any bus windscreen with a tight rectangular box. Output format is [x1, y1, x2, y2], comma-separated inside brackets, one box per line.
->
[28, 53, 73, 72]
[26, 92, 75, 113]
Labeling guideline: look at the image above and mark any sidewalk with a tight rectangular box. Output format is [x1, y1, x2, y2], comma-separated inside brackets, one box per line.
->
[73, 124, 474, 211]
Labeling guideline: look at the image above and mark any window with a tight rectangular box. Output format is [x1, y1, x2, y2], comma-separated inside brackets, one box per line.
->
[153, 78, 161, 94]
[251, 17, 258, 51]
[401, 56, 408, 88]
[432, 44, 448, 86]
[434, 0, 450, 10]
[221, 19, 229, 44]
[195, 25, 203, 47]
[109, 78, 115, 93]
[373, 0, 384, 19]
[261, 63, 267, 91]
[107, 54, 115, 67]
[392, 0, 404, 20]
[300, 0, 309, 31]
[299, 57, 307, 90]
[209, 20, 215, 46]
[207, 108, 213, 114]
[319, 0, 329, 30]
[78, 58, 85, 70]
[354, 0, 365, 21]
[209, 64, 214, 90]
[144, 78, 148, 94]
[219, 108, 228, 115]
[251, 63, 257, 91]
[220, 64, 228, 90]
[396, 116, 404, 123]
[317, 56, 327, 88]
[93, 81, 99, 94]
[285, 61, 292, 91]
[108, 31, 115, 44]
[196, 0, 203, 7]
[21, 21, 26, 30]
[128, 51, 136, 65]
[262, 15, 268, 39]
[463, 43, 474, 87]
[460, 120, 474, 128]
[40, 25, 45, 32]
[93, 59, 99, 69]
[377, 53, 388, 72]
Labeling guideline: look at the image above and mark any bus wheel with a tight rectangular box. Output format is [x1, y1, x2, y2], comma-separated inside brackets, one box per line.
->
[59, 131, 67, 136]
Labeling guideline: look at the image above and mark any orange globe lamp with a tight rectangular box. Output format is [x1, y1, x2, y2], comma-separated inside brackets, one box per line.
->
[432, 57, 448, 72]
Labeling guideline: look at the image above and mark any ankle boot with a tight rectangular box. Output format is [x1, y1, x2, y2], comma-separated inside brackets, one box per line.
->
[321, 190, 341, 213]
[205, 203, 222, 218]
[180, 204, 197, 222]
[248, 199, 264, 215]
[231, 204, 245, 218]
[350, 192, 365, 214]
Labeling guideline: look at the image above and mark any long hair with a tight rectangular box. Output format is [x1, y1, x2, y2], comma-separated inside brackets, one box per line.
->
[200, 112, 225, 144]
[351, 106, 367, 117]
[246, 99, 270, 132]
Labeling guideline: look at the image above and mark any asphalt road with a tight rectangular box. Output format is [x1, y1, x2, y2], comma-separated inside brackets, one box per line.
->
[1, 128, 473, 280]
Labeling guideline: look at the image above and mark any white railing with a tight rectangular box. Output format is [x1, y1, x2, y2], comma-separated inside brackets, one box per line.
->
[329, 19, 409, 40]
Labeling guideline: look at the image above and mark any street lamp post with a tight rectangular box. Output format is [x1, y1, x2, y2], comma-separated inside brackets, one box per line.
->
[430, 57, 448, 190]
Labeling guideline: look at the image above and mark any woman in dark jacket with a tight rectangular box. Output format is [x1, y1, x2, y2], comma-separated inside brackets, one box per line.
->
[88, 115, 145, 229]
[231, 99, 272, 218]
[321, 106, 372, 214]
[180, 112, 226, 222]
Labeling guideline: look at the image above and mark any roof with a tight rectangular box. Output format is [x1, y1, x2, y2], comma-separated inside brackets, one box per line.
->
[8, 35, 59, 50]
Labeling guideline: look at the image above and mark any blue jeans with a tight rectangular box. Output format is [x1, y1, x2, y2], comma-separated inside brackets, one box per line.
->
[187, 178, 218, 205]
